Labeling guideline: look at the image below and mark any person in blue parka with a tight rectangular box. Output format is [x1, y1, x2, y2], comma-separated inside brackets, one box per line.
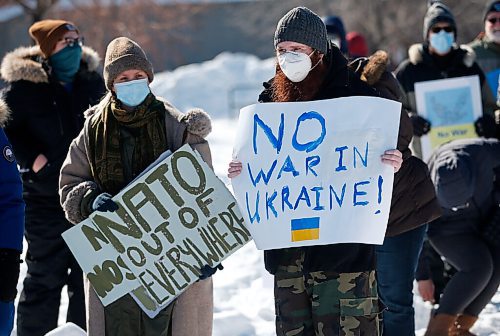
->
[0, 100, 25, 335]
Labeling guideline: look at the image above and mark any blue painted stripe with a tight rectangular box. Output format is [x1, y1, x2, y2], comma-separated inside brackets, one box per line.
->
[291, 217, 320, 231]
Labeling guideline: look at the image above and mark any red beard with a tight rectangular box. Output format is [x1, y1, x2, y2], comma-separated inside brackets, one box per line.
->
[271, 53, 326, 103]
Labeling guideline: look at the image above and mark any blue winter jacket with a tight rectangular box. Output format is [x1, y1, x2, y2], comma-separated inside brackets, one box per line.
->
[0, 127, 24, 252]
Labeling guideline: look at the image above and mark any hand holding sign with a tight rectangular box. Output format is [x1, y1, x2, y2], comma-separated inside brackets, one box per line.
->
[227, 160, 243, 178]
[92, 193, 119, 212]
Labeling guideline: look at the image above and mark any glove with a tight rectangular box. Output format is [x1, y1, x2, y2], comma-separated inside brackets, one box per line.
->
[92, 193, 119, 212]
[199, 264, 224, 280]
[0, 249, 21, 302]
[410, 114, 431, 137]
[474, 114, 498, 138]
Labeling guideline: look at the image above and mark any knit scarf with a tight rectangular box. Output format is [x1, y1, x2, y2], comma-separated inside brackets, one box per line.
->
[88, 93, 167, 195]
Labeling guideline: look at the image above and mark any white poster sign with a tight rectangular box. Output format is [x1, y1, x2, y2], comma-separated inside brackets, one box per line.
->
[231, 96, 401, 250]
[415, 75, 482, 161]
[63, 145, 251, 317]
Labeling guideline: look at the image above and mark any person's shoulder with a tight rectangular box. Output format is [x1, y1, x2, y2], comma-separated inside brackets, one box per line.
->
[455, 44, 477, 68]
[0, 45, 48, 85]
[157, 97, 212, 139]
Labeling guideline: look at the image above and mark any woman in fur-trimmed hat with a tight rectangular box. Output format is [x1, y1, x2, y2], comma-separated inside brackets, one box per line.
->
[59, 37, 214, 336]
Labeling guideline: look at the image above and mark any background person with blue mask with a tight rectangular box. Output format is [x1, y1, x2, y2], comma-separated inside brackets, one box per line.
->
[395, 1, 488, 160]
[0, 19, 105, 335]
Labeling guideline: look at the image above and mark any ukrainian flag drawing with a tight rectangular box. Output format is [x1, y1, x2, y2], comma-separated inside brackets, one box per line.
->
[291, 217, 320, 242]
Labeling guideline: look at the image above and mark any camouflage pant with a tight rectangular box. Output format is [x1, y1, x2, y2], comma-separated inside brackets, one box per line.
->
[274, 256, 381, 336]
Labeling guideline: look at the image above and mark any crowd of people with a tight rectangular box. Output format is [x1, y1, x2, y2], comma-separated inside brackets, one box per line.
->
[0, 0, 499, 335]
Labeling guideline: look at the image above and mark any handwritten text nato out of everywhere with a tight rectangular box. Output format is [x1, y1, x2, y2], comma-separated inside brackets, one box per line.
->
[77, 150, 251, 306]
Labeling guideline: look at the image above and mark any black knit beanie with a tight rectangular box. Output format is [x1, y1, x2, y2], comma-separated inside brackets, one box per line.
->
[483, 0, 500, 22]
[274, 7, 328, 54]
[422, 1, 457, 40]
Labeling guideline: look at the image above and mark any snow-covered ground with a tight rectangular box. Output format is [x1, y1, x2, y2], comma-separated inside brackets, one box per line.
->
[12, 52, 500, 335]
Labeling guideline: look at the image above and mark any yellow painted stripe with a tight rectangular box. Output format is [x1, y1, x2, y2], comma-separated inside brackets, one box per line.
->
[291, 228, 319, 242]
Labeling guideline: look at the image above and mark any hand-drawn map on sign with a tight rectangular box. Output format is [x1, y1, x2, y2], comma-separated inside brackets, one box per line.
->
[415, 75, 482, 161]
[63, 145, 251, 317]
[231, 96, 401, 250]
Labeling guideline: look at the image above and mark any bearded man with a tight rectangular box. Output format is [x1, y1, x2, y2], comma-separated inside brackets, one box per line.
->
[228, 6, 404, 336]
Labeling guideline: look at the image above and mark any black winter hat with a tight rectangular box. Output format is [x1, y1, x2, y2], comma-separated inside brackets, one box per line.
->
[322, 15, 348, 54]
[433, 154, 475, 210]
[423, 1, 457, 40]
[103, 37, 154, 90]
[274, 7, 328, 54]
[483, 0, 500, 22]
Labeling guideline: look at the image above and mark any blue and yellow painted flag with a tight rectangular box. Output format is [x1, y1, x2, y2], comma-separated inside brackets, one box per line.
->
[291, 217, 320, 242]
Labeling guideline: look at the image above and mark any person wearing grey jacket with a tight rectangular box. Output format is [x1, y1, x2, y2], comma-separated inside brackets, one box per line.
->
[59, 37, 214, 336]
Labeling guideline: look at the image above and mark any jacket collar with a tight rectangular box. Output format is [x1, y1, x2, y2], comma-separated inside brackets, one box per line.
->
[408, 43, 476, 68]
[1, 45, 100, 84]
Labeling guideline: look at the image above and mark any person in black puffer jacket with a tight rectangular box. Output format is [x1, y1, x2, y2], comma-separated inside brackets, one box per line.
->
[395, 1, 491, 160]
[0, 19, 105, 335]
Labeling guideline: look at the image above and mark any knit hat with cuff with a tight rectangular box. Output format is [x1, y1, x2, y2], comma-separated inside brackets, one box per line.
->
[483, 0, 500, 22]
[29, 19, 79, 58]
[103, 37, 154, 90]
[422, 1, 456, 40]
[274, 7, 328, 54]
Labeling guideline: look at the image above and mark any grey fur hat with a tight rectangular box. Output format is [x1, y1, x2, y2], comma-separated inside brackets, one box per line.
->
[423, 1, 456, 40]
[274, 7, 328, 54]
[103, 37, 154, 90]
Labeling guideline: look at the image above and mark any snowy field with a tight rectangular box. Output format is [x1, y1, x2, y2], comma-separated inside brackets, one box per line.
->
[12, 52, 500, 335]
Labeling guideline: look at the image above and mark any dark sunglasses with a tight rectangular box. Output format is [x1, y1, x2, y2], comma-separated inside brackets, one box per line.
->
[487, 17, 500, 24]
[430, 26, 454, 33]
[60, 37, 84, 47]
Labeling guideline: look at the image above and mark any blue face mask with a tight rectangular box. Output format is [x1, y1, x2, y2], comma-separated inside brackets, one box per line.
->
[429, 30, 454, 55]
[49, 44, 82, 83]
[114, 78, 150, 107]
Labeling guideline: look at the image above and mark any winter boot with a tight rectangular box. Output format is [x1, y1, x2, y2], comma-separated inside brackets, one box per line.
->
[424, 313, 457, 336]
[449, 314, 478, 336]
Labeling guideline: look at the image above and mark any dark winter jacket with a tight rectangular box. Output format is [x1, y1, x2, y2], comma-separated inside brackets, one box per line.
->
[0, 45, 105, 198]
[426, 138, 500, 238]
[349, 52, 441, 237]
[468, 34, 500, 111]
[0, 100, 24, 252]
[259, 44, 382, 274]
[395, 44, 487, 158]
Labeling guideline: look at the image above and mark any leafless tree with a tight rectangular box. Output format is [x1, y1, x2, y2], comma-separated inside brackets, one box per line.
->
[48, 0, 204, 70]
[12, 0, 60, 23]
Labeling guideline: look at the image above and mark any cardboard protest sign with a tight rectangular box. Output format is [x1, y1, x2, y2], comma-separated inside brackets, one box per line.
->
[63, 145, 251, 317]
[415, 75, 482, 161]
[231, 96, 401, 250]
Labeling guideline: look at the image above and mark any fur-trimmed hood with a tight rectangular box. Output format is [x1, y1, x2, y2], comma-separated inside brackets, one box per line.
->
[0, 99, 10, 127]
[349, 50, 389, 86]
[408, 43, 476, 68]
[0, 45, 100, 84]
[84, 93, 212, 139]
